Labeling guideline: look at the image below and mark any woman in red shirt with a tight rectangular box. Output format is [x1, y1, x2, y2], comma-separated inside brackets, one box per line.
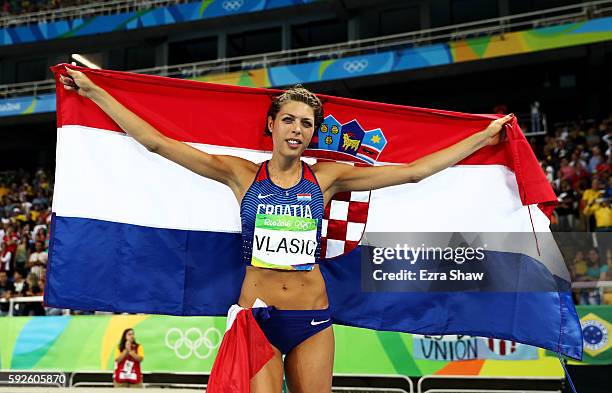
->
[114, 328, 144, 388]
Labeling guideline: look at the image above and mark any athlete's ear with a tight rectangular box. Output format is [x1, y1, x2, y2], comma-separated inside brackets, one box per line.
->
[267, 115, 274, 134]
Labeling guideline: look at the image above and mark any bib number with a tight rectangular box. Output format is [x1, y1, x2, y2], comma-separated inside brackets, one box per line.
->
[119, 360, 137, 381]
[252, 214, 317, 269]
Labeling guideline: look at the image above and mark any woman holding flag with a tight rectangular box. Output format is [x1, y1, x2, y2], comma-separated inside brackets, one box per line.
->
[60, 67, 512, 393]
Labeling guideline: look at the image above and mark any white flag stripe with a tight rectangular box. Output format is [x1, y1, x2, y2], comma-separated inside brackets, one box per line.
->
[54, 125, 551, 239]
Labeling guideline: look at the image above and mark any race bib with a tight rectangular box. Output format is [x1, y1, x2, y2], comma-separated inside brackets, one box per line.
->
[119, 360, 136, 381]
[251, 214, 318, 269]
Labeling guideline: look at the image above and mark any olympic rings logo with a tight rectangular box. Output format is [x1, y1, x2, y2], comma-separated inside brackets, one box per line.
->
[164, 327, 222, 360]
[222, 0, 244, 11]
[343, 59, 368, 73]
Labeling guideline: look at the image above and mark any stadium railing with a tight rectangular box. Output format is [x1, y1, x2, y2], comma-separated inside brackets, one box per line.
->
[422, 390, 560, 393]
[1, 0, 611, 99]
[571, 281, 612, 289]
[60, 372, 567, 391]
[0, 295, 70, 316]
[0, 0, 186, 29]
[332, 389, 408, 392]
[417, 375, 564, 393]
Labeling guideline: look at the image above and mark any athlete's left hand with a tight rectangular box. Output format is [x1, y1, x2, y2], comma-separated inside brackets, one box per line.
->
[483, 114, 514, 146]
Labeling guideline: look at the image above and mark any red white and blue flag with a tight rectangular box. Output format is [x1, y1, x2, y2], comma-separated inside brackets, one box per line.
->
[46, 64, 582, 360]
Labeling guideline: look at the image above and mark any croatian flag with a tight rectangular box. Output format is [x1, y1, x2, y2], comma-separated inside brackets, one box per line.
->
[46, 64, 582, 360]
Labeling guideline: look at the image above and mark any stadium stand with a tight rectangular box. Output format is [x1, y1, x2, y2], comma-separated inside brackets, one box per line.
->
[0, 0, 189, 23]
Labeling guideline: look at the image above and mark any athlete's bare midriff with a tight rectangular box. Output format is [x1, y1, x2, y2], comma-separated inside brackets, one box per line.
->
[238, 265, 328, 310]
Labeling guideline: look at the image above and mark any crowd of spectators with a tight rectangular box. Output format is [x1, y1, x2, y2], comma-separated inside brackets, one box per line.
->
[531, 114, 612, 305]
[0, 168, 53, 316]
[1, 0, 89, 16]
[1, 0, 191, 17]
[536, 114, 612, 233]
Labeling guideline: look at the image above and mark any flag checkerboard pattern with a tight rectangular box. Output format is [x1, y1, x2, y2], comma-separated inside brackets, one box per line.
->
[321, 190, 370, 258]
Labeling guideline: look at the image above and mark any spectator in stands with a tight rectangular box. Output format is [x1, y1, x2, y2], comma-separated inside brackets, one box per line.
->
[0, 181, 8, 199]
[22, 271, 44, 316]
[556, 180, 578, 231]
[14, 231, 29, 273]
[27, 240, 47, 278]
[530, 101, 541, 133]
[12, 269, 27, 295]
[34, 227, 48, 248]
[2, 224, 18, 255]
[12, 207, 26, 224]
[0, 242, 12, 275]
[558, 158, 576, 184]
[604, 250, 612, 305]
[586, 127, 601, 148]
[114, 328, 144, 388]
[569, 151, 589, 189]
[588, 146, 604, 173]
[581, 178, 605, 230]
[572, 251, 588, 279]
[583, 197, 612, 231]
[579, 248, 608, 305]
[32, 191, 49, 208]
[0, 271, 14, 316]
[571, 250, 588, 304]
[12, 269, 28, 316]
[32, 215, 47, 239]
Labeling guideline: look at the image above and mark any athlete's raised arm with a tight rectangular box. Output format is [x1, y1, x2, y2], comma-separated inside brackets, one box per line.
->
[314, 114, 513, 198]
[60, 67, 256, 198]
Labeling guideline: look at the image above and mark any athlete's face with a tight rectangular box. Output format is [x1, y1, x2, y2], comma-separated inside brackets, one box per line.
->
[268, 101, 315, 159]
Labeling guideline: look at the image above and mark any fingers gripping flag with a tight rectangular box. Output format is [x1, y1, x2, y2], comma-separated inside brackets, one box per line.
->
[46, 64, 582, 360]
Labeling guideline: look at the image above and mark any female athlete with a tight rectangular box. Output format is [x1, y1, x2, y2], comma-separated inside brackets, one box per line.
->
[61, 67, 512, 393]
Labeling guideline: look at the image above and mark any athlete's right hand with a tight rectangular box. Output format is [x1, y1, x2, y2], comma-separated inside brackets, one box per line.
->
[60, 67, 99, 99]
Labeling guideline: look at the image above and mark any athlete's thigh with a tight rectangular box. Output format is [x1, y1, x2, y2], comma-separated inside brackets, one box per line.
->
[251, 346, 284, 393]
[284, 326, 334, 393]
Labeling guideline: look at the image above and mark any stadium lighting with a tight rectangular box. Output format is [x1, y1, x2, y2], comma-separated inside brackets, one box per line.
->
[71, 54, 101, 69]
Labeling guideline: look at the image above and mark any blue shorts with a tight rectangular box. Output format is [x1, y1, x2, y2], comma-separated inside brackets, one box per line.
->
[252, 306, 332, 355]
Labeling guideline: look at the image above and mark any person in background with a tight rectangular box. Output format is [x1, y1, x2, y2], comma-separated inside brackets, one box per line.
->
[2, 224, 17, 256]
[12, 269, 29, 316]
[0, 242, 12, 275]
[22, 272, 45, 316]
[555, 180, 578, 231]
[604, 249, 612, 305]
[588, 146, 604, 174]
[0, 271, 14, 316]
[572, 251, 588, 280]
[14, 231, 29, 273]
[579, 248, 608, 305]
[27, 241, 47, 278]
[531, 101, 541, 133]
[581, 178, 605, 230]
[583, 197, 612, 231]
[114, 328, 144, 388]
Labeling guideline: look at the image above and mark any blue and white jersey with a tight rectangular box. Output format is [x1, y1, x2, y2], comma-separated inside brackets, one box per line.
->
[240, 160, 325, 270]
